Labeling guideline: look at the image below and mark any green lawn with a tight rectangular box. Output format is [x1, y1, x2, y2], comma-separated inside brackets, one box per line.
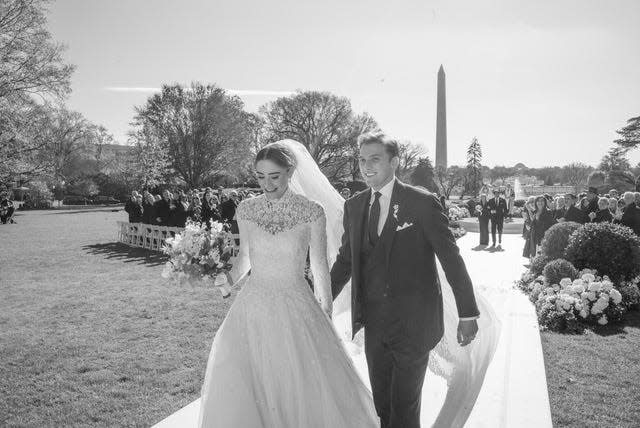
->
[541, 311, 640, 428]
[0, 209, 234, 427]
[2, 209, 639, 427]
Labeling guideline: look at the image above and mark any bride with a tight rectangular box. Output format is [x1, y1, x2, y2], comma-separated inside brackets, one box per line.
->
[198, 140, 499, 427]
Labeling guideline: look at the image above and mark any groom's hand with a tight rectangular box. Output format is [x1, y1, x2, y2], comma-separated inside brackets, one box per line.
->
[457, 319, 479, 347]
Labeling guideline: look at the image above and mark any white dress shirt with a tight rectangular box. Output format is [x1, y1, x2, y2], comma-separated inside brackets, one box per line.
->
[368, 177, 479, 322]
[368, 177, 396, 236]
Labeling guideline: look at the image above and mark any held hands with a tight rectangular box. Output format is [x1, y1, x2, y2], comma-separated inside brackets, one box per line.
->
[457, 319, 479, 347]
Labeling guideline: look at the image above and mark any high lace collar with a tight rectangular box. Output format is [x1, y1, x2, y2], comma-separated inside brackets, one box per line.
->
[263, 187, 294, 207]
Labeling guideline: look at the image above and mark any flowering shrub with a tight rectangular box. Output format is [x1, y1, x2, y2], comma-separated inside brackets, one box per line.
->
[618, 278, 640, 310]
[518, 269, 629, 333]
[565, 222, 640, 282]
[448, 222, 467, 240]
[539, 222, 582, 260]
[543, 258, 578, 286]
[448, 206, 470, 221]
[530, 254, 551, 276]
[161, 220, 235, 294]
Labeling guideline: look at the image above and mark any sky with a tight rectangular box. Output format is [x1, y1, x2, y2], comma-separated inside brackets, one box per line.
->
[46, 0, 640, 168]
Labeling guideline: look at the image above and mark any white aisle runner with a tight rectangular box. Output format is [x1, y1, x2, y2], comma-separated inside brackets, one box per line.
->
[151, 233, 552, 428]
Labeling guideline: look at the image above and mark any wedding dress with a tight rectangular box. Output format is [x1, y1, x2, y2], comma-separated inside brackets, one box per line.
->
[198, 188, 379, 427]
[198, 140, 500, 428]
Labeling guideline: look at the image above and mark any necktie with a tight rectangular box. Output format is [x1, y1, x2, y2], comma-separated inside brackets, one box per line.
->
[368, 191, 382, 245]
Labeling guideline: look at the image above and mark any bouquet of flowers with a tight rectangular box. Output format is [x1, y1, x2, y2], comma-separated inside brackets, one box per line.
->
[161, 220, 236, 297]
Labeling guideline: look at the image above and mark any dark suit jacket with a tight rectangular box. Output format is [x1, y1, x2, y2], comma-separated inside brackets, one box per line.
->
[621, 203, 640, 234]
[593, 209, 613, 223]
[330, 180, 480, 349]
[564, 205, 587, 224]
[487, 197, 508, 220]
[154, 199, 173, 226]
[220, 199, 238, 223]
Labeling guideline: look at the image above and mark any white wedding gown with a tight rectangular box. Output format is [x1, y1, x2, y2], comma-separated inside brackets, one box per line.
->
[198, 139, 500, 428]
[198, 189, 379, 427]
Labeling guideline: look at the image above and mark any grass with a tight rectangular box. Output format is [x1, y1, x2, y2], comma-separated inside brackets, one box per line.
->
[2, 209, 640, 427]
[0, 209, 234, 427]
[541, 310, 640, 428]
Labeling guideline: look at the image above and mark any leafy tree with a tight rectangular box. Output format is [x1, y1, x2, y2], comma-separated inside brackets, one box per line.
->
[605, 170, 635, 193]
[466, 137, 482, 196]
[599, 146, 630, 172]
[614, 115, 640, 150]
[127, 127, 170, 190]
[133, 83, 256, 188]
[410, 157, 438, 192]
[435, 165, 463, 199]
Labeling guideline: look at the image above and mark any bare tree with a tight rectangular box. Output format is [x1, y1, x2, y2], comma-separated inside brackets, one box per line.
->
[396, 141, 426, 182]
[0, 0, 75, 101]
[561, 162, 593, 192]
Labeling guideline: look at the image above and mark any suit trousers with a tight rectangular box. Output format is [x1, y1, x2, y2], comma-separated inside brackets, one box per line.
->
[364, 301, 430, 428]
[491, 217, 504, 243]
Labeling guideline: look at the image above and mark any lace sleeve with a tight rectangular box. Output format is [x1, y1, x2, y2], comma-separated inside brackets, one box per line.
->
[228, 203, 251, 285]
[309, 203, 332, 315]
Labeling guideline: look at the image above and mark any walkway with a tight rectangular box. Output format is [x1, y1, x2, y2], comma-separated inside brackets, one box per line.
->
[151, 233, 552, 427]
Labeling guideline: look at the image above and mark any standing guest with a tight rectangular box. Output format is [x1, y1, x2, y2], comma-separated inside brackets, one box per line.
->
[592, 197, 613, 223]
[173, 193, 190, 227]
[155, 190, 174, 226]
[142, 194, 157, 224]
[609, 189, 619, 199]
[561, 193, 587, 224]
[0, 193, 16, 224]
[476, 194, 490, 246]
[201, 190, 221, 227]
[129, 195, 144, 223]
[609, 198, 622, 223]
[530, 196, 555, 256]
[220, 190, 239, 224]
[154, 194, 161, 202]
[585, 187, 599, 215]
[340, 187, 351, 200]
[124, 191, 140, 222]
[504, 183, 515, 218]
[522, 196, 536, 259]
[553, 195, 567, 222]
[487, 189, 508, 247]
[621, 191, 640, 234]
[190, 194, 202, 222]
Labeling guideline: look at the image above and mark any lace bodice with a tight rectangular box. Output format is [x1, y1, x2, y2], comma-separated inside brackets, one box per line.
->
[228, 189, 332, 310]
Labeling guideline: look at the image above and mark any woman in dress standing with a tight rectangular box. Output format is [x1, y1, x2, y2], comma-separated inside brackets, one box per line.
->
[530, 196, 555, 256]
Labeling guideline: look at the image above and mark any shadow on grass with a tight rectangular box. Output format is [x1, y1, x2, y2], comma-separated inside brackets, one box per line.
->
[45, 208, 122, 215]
[83, 242, 169, 267]
[590, 308, 640, 336]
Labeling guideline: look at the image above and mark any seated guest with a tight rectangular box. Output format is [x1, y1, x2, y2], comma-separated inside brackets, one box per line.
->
[190, 195, 202, 222]
[561, 193, 587, 224]
[592, 197, 613, 223]
[142, 194, 157, 224]
[173, 193, 190, 227]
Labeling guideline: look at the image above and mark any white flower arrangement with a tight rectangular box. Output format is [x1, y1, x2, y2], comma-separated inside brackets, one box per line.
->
[161, 219, 236, 297]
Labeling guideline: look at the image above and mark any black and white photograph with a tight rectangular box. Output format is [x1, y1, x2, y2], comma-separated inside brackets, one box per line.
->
[1, 1, 639, 427]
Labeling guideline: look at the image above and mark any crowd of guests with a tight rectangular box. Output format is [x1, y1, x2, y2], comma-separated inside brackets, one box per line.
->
[473, 186, 640, 259]
[123, 187, 258, 230]
[516, 187, 640, 260]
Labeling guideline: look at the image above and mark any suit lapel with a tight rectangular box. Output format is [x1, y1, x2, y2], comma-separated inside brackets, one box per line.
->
[351, 189, 370, 261]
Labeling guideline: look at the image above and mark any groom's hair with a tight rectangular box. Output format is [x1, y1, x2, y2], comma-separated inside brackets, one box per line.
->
[357, 131, 399, 159]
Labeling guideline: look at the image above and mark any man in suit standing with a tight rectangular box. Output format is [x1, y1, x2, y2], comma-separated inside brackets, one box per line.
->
[124, 191, 139, 223]
[220, 190, 240, 241]
[487, 189, 508, 247]
[330, 132, 479, 428]
[561, 193, 588, 224]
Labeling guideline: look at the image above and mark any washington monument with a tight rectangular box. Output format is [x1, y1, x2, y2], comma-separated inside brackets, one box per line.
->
[436, 65, 447, 169]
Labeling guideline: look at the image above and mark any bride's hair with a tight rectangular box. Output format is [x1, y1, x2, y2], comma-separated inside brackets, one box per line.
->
[255, 142, 297, 170]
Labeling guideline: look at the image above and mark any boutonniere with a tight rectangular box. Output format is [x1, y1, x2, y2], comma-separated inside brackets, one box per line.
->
[393, 204, 399, 221]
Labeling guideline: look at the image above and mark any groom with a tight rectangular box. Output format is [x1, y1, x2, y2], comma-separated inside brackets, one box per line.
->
[330, 132, 480, 428]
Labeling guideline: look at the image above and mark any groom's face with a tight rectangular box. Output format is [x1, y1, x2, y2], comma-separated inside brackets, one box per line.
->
[359, 143, 399, 191]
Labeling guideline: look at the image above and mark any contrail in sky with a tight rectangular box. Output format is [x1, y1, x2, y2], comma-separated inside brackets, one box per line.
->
[104, 87, 294, 96]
